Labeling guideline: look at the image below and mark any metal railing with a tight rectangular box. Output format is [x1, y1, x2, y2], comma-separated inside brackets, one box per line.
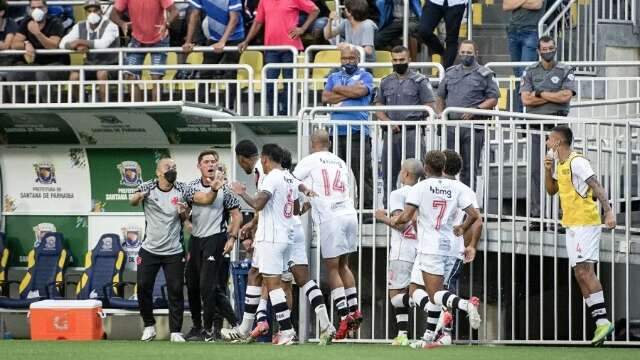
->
[296, 107, 640, 344]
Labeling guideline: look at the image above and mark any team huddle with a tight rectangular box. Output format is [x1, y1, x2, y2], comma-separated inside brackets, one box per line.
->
[216, 129, 482, 347]
[129, 126, 615, 347]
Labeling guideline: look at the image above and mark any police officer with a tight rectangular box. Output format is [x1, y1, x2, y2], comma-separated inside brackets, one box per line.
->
[520, 35, 576, 230]
[436, 40, 500, 187]
[375, 45, 435, 202]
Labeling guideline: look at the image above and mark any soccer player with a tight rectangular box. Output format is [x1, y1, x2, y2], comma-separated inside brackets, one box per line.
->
[432, 149, 483, 344]
[130, 158, 222, 342]
[544, 125, 616, 346]
[184, 150, 242, 342]
[391, 150, 482, 347]
[227, 144, 311, 345]
[292, 129, 362, 339]
[374, 158, 424, 346]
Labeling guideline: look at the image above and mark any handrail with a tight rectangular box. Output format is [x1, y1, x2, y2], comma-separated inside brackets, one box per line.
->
[303, 45, 366, 64]
[571, 97, 640, 108]
[485, 61, 640, 70]
[403, 0, 409, 48]
[441, 107, 606, 123]
[260, 62, 446, 116]
[538, 0, 575, 36]
[302, 105, 436, 120]
[0, 45, 299, 57]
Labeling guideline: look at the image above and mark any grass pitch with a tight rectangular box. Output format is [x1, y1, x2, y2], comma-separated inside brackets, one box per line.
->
[0, 341, 638, 360]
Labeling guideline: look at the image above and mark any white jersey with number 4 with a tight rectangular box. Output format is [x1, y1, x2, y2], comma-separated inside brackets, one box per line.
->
[255, 168, 299, 244]
[293, 151, 356, 224]
[388, 185, 418, 263]
[440, 181, 478, 259]
[406, 177, 474, 256]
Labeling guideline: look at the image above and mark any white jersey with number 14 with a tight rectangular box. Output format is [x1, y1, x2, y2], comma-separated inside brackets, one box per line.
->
[406, 177, 473, 256]
[293, 151, 356, 224]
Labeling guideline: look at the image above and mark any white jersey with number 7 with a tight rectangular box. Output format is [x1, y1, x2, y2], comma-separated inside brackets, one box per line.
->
[405, 177, 474, 256]
[293, 151, 357, 224]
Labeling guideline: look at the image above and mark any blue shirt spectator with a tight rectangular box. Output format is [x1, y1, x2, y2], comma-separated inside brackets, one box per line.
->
[190, 0, 245, 43]
[322, 45, 374, 136]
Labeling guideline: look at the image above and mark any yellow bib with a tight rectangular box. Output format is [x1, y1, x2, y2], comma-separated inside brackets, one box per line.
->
[557, 152, 601, 226]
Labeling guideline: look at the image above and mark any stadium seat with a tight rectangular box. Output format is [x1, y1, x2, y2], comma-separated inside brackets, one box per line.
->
[104, 269, 168, 310]
[373, 50, 393, 79]
[312, 50, 340, 90]
[0, 233, 8, 297]
[326, 0, 335, 12]
[0, 232, 67, 309]
[75, 234, 125, 302]
[238, 50, 263, 91]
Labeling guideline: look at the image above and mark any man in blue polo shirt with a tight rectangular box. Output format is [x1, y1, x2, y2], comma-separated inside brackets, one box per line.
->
[322, 45, 374, 221]
[183, 0, 244, 80]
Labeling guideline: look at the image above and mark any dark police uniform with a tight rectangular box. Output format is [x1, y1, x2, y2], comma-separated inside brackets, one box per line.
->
[375, 70, 435, 200]
[519, 61, 576, 221]
[437, 63, 500, 187]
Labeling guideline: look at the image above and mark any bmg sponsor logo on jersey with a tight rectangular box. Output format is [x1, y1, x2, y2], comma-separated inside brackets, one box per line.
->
[429, 185, 452, 198]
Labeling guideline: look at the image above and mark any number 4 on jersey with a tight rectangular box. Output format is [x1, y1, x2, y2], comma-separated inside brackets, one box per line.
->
[321, 168, 345, 196]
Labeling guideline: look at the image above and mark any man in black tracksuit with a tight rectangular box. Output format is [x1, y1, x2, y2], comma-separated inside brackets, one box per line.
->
[184, 150, 242, 341]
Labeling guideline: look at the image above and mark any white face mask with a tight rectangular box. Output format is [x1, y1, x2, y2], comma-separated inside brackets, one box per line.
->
[31, 8, 45, 22]
[87, 12, 101, 25]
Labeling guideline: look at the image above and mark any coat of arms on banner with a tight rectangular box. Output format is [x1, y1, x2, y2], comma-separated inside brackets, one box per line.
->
[33, 162, 56, 184]
[117, 161, 143, 187]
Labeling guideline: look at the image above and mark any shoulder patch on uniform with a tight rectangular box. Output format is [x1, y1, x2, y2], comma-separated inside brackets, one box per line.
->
[524, 62, 540, 71]
[411, 72, 427, 83]
[567, 73, 575, 81]
[477, 66, 493, 77]
[445, 65, 458, 72]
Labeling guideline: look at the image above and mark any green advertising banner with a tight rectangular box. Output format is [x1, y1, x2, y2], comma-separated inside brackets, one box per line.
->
[87, 149, 169, 212]
[5, 215, 88, 267]
[0, 112, 79, 144]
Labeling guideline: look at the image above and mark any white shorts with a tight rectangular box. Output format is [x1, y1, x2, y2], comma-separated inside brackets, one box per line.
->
[412, 254, 463, 285]
[252, 241, 290, 276]
[388, 260, 413, 290]
[319, 214, 358, 259]
[566, 225, 601, 268]
[281, 224, 308, 282]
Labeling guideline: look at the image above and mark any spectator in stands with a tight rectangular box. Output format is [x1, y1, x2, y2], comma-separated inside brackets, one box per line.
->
[435, 40, 500, 187]
[59, 0, 119, 102]
[111, 0, 178, 102]
[238, 0, 319, 115]
[375, 45, 434, 202]
[0, 0, 18, 80]
[300, 0, 330, 44]
[47, 4, 74, 34]
[504, 0, 546, 112]
[374, 0, 422, 57]
[5, 0, 68, 103]
[322, 45, 375, 220]
[323, 0, 377, 63]
[418, 0, 467, 68]
[170, 3, 193, 78]
[520, 35, 575, 231]
[182, 0, 244, 81]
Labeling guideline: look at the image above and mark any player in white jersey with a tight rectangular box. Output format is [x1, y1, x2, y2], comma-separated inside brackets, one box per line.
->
[292, 129, 362, 340]
[374, 159, 424, 346]
[227, 144, 316, 345]
[391, 151, 482, 348]
[426, 149, 483, 345]
[250, 148, 336, 345]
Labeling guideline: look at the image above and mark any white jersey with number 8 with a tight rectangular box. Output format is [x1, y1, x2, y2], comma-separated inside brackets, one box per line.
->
[255, 168, 299, 244]
[293, 151, 356, 224]
[406, 177, 473, 256]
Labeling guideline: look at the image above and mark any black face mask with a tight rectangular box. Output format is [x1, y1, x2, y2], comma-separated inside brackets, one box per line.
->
[393, 63, 409, 75]
[164, 169, 177, 184]
[460, 55, 476, 67]
[540, 50, 556, 62]
[342, 63, 358, 75]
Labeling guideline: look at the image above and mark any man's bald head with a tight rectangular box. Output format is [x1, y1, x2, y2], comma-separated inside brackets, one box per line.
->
[340, 45, 359, 66]
[400, 158, 424, 185]
[311, 129, 331, 152]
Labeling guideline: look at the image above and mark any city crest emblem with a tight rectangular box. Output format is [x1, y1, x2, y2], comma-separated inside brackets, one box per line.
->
[33, 162, 56, 184]
[117, 161, 143, 187]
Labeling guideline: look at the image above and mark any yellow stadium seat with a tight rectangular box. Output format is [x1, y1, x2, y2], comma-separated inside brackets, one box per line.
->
[472, 3, 483, 25]
[312, 50, 340, 90]
[238, 50, 263, 91]
[141, 52, 177, 91]
[177, 51, 204, 91]
[459, 23, 467, 38]
[326, 1, 336, 12]
[431, 54, 441, 77]
[373, 50, 393, 79]
[498, 88, 508, 111]
[70, 53, 85, 66]
[73, 5, 86, 22]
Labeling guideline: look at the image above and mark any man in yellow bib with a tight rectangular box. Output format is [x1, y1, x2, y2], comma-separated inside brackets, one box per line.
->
[544, 125, 616, 346]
